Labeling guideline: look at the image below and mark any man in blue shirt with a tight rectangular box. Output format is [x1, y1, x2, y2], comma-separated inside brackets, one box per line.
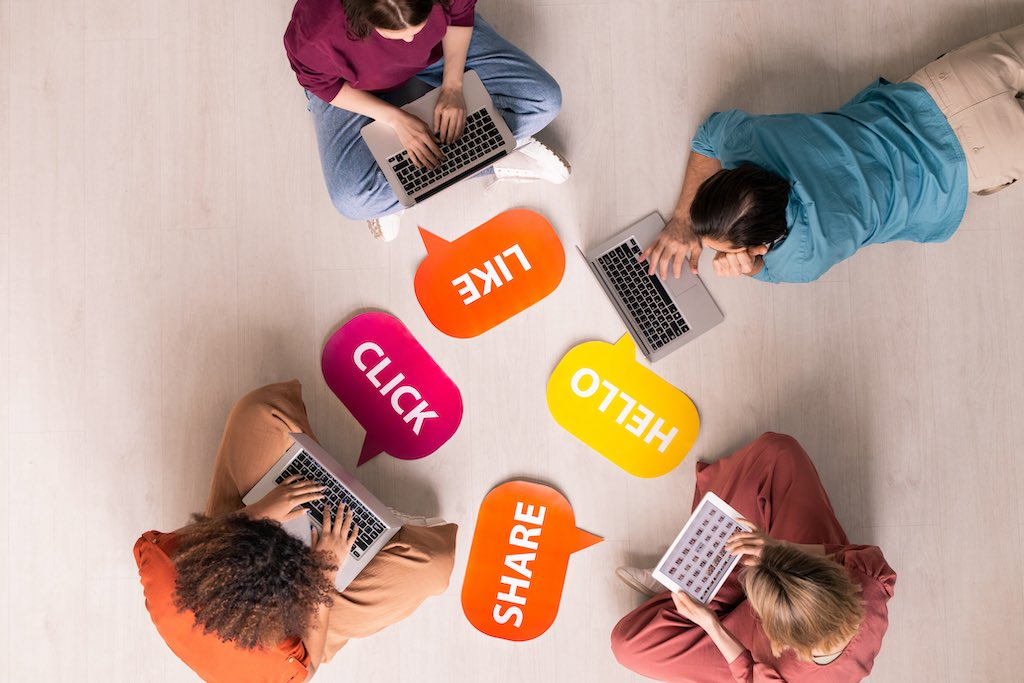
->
[645, 25, 1024, 284]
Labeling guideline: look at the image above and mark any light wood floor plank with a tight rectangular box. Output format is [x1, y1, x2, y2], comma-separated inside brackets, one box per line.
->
[9, 432, 88, 683]
[8, 0, 86, 432]
[923, 230, 1024, 682]
[157, 0, 240, 230]
[159, 228, 239, 526]
[82, 37, 165, 579]
[0, 235, 9, 681]
[0, 0, 9, 236]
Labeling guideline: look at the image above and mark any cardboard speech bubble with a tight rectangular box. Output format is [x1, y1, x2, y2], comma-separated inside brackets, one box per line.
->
[321, 312, 463, 465]
[546, 335, 699, 478]
[461, 481, 602, 641]
[414, 209, 565, 338]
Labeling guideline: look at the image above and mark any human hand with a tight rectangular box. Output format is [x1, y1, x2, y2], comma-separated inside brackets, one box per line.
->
[671, 590, 719, 630]
[711, 245, 768, 277]
[725, 518, 781, 566]
[433, 85, 467, 145]
[390, 110, 443, 168]
[244, 475, 324, 523]
[641, 215, 703, 279]
[311, 503, 359, 580]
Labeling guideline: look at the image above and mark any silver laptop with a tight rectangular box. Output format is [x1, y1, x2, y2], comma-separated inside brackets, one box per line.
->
[361, 70, 516, 208]
[580, 212, 724, 362]
[242, 433, 402, 592]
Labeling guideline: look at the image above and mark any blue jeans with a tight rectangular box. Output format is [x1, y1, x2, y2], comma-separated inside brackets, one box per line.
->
[307, 15, 563, 220]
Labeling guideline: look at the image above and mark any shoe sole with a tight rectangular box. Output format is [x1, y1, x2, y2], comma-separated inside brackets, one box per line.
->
[530, 141, 572, 179]
[367, 218, 384, 240]
[615, 568, 658, 597]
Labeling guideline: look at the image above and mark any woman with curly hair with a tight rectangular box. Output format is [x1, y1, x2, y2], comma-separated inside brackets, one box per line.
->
[610, 433, 897, 682]
[135, 380, 457, 682]
[284, 0, 568, 241]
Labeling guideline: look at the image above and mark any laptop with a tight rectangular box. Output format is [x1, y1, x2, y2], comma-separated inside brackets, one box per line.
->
[579, 212, 724, 362]
[652, 492, 751, 604]
[242, 433, 402, 592]
[361, 70, 516, 208]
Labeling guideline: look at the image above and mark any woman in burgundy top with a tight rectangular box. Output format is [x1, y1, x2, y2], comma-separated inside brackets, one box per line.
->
[611, 433, 897, 682]
[284, 0, 567, 240]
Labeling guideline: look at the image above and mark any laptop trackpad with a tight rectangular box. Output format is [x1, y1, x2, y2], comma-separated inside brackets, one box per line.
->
[281, 513, 314, 546]
[662, 268, 700, 295]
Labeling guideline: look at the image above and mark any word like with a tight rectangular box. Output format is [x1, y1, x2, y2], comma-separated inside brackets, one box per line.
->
[451, 244, 532, 305]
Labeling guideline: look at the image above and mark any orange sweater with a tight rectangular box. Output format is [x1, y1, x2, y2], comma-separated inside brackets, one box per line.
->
[134, 531, 311, 683]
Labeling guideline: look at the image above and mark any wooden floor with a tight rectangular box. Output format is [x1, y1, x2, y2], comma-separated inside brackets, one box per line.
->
[4, 0, 1024, 681]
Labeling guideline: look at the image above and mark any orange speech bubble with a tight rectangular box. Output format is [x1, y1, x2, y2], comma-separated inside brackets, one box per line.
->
[414, 209, 565, 338]
[461, 481, 602, 641]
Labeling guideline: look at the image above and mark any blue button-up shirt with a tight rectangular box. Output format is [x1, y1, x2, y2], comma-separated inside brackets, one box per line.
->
[691, 80, 968, 283]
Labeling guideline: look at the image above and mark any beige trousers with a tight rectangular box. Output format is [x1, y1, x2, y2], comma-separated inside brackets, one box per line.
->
[907, 24, 1024, 194]
[204, 380, 458, 660]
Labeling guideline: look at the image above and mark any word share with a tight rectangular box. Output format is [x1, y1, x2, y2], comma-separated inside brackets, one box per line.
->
[322, 311, 463, 465]
[461, 481, 602, 641]
[546, 335, 699, 478]
[414, 209, 565, 338]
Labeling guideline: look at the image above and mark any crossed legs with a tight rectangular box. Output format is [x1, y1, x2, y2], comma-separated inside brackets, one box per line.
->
[203, 380, 457, 661]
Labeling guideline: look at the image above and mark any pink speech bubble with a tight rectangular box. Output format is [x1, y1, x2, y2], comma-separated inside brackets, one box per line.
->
[322, 312, 463, 465]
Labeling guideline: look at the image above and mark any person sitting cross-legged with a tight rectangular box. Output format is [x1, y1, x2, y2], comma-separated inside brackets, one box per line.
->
[611, 433, 896, 682]
[135, 380, 457, 682]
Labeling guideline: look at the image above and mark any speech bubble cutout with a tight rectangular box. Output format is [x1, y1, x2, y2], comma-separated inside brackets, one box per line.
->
[321, 311, 463, 465]
[414, 209, 566, 338]
[461, 480, 602, 641]
[546, 335, 699, 478]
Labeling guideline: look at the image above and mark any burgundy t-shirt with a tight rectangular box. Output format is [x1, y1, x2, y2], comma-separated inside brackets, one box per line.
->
[284, 0, 477, 102]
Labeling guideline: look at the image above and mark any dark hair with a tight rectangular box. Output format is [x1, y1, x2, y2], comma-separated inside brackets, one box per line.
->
[343, 0, 449, 40]
[689, 165, 792, 248]
[173, 514, 337, 650]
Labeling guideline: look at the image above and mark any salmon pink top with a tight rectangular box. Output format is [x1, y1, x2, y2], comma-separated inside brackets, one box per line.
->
[727, 545, 897, 682]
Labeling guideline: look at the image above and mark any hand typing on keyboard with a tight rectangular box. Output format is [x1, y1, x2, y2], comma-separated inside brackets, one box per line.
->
[388, 109, 443, 168]
[312, 503, 359, 579]
[243, 475, 325, 523]
[433, 84, 467, 144]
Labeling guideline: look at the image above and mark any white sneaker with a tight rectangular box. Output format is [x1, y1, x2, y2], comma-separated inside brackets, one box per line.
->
[367, 211, 402, 242]
[388, 507, 446, 527]
[491, 137, 571, 185]
[615, 566, 663, 597]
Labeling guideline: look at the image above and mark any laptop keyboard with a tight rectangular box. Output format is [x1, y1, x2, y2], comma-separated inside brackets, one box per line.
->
[597, 238, 690, 351]
[275, 450, 388, 559]
[386, 107, 504, 197]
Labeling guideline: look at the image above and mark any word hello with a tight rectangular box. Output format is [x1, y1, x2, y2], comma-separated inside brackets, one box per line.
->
[569, 368, 678, 453]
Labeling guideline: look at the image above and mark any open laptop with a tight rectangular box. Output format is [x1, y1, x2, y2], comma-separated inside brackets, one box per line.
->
[579, 212, 724, 362]
[242, 433, 402, 592]
[361, 70, 516, 208]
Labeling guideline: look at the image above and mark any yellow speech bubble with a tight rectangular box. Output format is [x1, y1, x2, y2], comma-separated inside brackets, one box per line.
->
[546, 335, 699, 478]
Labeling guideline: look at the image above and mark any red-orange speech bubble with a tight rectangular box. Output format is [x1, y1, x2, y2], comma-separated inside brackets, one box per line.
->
[461, 481, 602, 641]
[414, 209, 565, 338]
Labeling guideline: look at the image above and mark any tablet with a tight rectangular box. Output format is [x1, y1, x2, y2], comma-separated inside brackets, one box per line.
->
[652, 492, 751, 604]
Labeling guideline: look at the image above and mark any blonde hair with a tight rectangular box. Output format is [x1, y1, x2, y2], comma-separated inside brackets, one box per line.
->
[742, 544, 864, 662]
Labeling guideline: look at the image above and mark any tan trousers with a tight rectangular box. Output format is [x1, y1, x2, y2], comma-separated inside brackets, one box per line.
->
[907, 24, 1024, 194]
[204, 380, 458, 661]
